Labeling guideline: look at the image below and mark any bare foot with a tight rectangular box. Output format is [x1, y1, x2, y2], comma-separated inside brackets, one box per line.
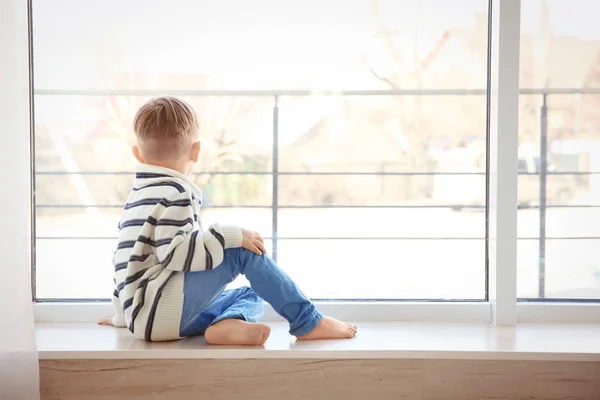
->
[205, 319, 271, 346]
[296, 316, 357, 340]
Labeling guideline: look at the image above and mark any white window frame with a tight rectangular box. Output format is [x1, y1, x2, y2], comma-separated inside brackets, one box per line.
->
[10, 0, 598, 325]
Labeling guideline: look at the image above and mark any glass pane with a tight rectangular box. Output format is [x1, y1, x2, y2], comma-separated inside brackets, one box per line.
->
[518, 174, 600, 207]
[32, 0, 488, 91]
[279, 95, 487, 174]
[36, 238, 273, 299]
[277, 239, 485, 299]
[517, 239, 539, 298]
[545, 208, 600, 239]
[198, 174, 271, 207]
[36, 209, 121, 238]
[200, 209, 274, 238]
[34, 95, 273, 173]
[35, 173, 271, 208]
[518, 0, 600, 299]
[36, 239, 116, 299]
[517, 239, 600, 299]
[32, 0, 490, 300]
[545, 239, 600, 299]
[279, 174, 486, 208]
[35, 208, 274, 239]
[278, 208, 484, 239]
[35, 174, 133, 208]
[517, 209, 540, 239]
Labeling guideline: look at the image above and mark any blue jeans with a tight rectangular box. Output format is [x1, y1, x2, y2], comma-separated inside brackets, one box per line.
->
[179, 248, 323, 337]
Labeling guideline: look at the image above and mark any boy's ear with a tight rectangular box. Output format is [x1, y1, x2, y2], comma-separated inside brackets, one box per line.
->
[191, 141, 201, 163]
[132, 145, 145, 164]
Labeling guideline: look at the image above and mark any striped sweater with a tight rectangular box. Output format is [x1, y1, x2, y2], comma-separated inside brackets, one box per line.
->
[111, 164, 243, 341]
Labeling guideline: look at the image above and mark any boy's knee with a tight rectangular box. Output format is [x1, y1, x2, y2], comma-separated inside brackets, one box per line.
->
[238, 248, 264, 264]
[240, 247, 259, 256]
[231, 248, 272, 276]
[225, 247, 258, 261]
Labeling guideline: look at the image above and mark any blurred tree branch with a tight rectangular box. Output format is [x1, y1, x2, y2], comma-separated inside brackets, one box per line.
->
[362, 0, 429, 198]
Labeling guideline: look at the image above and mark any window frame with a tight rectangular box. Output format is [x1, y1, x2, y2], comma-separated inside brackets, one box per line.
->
[25, 0, 600, 324]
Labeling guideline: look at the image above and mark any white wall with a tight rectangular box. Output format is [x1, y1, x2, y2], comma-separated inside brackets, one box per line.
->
[0, 0, 40, 398]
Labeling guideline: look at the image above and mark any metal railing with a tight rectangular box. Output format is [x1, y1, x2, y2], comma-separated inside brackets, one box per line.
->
[33, 88, 600, 299]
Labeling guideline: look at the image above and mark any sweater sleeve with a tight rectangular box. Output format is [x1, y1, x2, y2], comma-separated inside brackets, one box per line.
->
[111, 288, 127, 328]
[153, 192, 243, 272]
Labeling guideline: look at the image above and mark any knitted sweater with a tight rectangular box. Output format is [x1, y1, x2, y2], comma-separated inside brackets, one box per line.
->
[111, 164, 243, 341]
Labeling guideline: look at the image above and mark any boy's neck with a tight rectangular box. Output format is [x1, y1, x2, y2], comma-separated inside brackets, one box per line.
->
[143, 160, 190, 176]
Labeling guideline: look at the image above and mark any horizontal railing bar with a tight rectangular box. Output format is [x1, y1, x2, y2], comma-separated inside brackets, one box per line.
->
[518, 236, 600, 240]
[518, 298, 600, 303]
[36, 297, 486, 303]
[535, 171, 600, 175]
[34, 170, 600, 176]
[36, 298, 111, 303]
[33, 88, 600, 96]
[35, 89, 488, 96]
[37, 171, 136, 176]
[35, 204, 487, 209]
[35, 204, 269, 209]
[33, 203, 600, 209]
[520, 205, 600, 209]
[519, 88, 600, 95]
[34, 204, 600, 209]
[35, 171, 484, 176]
[34, 236, 600, 241]
[36, 236, 485, 240]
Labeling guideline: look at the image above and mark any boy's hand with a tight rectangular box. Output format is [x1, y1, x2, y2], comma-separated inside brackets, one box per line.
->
[97, 317, 114, 327]
[242, 229, 267, 256]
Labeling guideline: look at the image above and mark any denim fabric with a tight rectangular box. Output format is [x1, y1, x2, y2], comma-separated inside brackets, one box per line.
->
[179, 248, 322, 337]
[179, 286, 263, 337]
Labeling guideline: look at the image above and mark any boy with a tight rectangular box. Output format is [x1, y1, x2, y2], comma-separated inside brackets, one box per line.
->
[98, 97, 357, 344]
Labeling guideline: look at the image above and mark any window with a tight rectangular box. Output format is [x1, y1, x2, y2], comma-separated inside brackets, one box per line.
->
[31, 0, 491, 302]
[517, 0, 600, 300]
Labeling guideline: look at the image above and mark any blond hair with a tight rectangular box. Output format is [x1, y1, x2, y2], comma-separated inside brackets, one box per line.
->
[133, 97, 199, 160]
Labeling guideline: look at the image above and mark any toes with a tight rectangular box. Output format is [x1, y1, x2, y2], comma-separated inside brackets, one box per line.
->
[260, 331, 270, 345]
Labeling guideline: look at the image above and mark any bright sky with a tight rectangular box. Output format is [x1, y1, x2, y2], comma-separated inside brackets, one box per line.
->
[525, 0, 600, 39]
